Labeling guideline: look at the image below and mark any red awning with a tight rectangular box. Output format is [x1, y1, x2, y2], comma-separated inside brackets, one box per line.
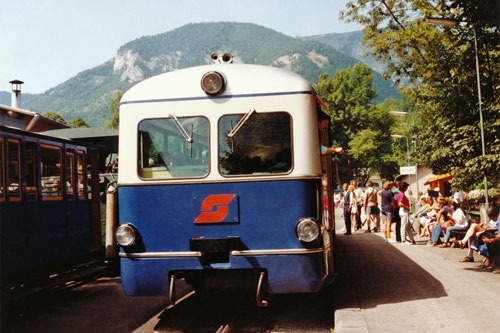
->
[424, 173, 453, 186]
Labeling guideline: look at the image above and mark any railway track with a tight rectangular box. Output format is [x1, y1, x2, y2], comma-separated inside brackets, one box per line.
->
[2, 258, 118, 330]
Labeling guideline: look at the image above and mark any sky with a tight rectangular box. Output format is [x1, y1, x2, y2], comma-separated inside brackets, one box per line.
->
[0, 0, 362, 94]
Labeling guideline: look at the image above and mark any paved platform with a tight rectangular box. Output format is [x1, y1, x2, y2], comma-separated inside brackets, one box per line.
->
[333, 208, 500, 332]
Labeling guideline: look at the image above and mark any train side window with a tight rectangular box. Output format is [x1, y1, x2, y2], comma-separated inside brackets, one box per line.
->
[77, 151, 86, 199]
[41, 145, 63, 200]
[218, 112, 292, 176]
[0, 138, 4, 201]
[25, 142, 38, 200]
[138, 117, 209, 179]
[7, 139, 21, 201]
[66, 151, 75, 198]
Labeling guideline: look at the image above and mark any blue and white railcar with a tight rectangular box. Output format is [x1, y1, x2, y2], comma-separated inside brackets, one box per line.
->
[117, 55, 335, 305]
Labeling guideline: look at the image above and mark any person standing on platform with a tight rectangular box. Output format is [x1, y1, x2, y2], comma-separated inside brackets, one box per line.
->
[351, 180, 363, 230]
[398, 182, 416, 244]
[342, 183, 352, 235]
[381, 181, 395, 242]
[392, 181, 402, 242]
[364, 181, 380, 233]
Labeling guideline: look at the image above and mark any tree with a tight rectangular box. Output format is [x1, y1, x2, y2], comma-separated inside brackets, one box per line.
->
[69, 117, 91, 128]
[43, 110, 67, 124]
[341, 0, 500, 190]
[105, 91, 122, 129]
[314, 63, 398, 185]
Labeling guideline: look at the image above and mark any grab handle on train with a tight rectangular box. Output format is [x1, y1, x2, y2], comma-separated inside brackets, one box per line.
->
[256, 271, 269, 308]
[105, 182, 118, 259]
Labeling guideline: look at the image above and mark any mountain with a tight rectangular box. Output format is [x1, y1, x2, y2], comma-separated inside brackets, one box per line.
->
[300, 31, 386, 74]
[4, 23, 399, 127]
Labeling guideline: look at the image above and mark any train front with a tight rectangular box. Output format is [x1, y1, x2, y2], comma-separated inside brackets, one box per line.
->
[117, 60, 334, 304]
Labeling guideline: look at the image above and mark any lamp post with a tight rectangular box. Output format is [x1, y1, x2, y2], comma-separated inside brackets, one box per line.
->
[425, 17, 489, 209]
[389, 111, 419, 197]
[391, 134, 410, 166]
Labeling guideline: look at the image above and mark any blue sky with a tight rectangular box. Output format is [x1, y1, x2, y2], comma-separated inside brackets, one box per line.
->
[1, 0, 362, 94]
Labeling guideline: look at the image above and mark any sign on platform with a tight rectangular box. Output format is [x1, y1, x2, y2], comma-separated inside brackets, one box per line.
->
[400, 166, 417, 175]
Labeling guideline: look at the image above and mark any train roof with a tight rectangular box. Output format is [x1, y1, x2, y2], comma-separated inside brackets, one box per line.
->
[42, 128, 118, 154]
[1, 125, 116, 154]
[121, 64, 313, 105]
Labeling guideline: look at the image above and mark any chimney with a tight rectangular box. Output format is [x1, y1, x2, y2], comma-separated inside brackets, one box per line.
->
[10, 79, 24, 108]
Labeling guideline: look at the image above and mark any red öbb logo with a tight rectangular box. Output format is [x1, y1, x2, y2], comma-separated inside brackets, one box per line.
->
[194, 194, 236, 223]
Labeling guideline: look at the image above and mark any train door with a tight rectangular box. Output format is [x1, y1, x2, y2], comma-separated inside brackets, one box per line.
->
[87, 148, 101, 252]
[65, 147, 87, 257]
[3, 136, 28, 275]
[317, 100, 335, 276]
[24, 139, 42, 268]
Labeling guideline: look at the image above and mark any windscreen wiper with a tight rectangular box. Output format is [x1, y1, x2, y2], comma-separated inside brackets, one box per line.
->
[169, 113, 193, 143]
[169, 113, 194, 157]
[227, 109, 256, 138]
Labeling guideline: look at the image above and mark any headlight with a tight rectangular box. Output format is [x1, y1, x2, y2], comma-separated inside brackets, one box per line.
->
[116, 224, 136, 247]
[201, 71, 225, 95]
[295, 218, 320, 242]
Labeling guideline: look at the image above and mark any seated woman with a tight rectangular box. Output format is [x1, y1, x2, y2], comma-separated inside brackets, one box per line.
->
[457, 205, 499, 263]
[438, 201, 468, 247]
[428, 197, 451, 244]
[416, 197, 434, 237]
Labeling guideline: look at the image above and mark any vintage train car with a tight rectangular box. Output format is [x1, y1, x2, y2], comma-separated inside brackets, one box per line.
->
[0, 125, 102, 283]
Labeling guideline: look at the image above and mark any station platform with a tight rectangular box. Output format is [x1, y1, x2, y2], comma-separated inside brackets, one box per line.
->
[333, 208, 500, 332]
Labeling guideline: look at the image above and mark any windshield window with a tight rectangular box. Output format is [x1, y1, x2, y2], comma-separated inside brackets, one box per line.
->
[218, 112, 292, 176]
[138, 117, 209, 179]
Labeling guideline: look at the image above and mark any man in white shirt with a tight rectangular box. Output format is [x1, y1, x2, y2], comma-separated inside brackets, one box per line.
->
[351, 180, 363, 230]
[453, 190, 467, 204]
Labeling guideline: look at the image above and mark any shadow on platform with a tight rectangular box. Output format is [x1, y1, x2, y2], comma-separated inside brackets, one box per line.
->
[334, 233, 447, 310]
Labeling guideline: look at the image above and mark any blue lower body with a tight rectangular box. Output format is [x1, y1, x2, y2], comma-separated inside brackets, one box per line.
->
[118, 179, 332, 295]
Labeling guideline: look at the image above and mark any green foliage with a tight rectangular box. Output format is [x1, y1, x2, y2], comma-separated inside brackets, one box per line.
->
[43, 110, 67, 124]
[18, 23, 399, 127]
[314, 64, 398, 185]
[105, 91, 122, 129]
[342, 0, 500, 191]
[69, 117, 90, 128]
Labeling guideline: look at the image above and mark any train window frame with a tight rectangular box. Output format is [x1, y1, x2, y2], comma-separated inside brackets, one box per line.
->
[41, 144, 63, 201]
[25, 141, 38, 201]
[7, 139, 21, 201]
[0, 137, 4, 201]
[77, 150, 86, 199]
[137, 116, 210, 180]
[66, 150, 76, 199]
[218, 111, 294, 177]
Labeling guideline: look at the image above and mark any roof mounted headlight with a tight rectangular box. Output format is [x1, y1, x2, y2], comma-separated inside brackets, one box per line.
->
[116, 223, 136, 247]
[296, 218, 320, 242]
[201, 71, 225, 96]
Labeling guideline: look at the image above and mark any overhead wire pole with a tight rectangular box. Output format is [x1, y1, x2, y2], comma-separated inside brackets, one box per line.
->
[473, 27, 489, 210]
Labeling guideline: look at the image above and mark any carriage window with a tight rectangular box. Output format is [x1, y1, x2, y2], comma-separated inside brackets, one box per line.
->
[7, 140, 21, 200]
[77, 151, 86, 199]
[41, 145, 62, 200]
[138, 117, 209, 179]
[218, 112, 292, 175]
[0, 138, 4, 201]
[66, 151, 75, 198]
[26, 142, 38, 200]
